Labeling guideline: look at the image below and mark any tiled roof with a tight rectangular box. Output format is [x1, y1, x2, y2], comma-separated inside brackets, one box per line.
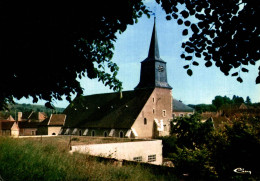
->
[172, 98, 194, 112]
[63, 89, 154, 129]
[40, 114, 66, 126]
[49, 114, 66, 126]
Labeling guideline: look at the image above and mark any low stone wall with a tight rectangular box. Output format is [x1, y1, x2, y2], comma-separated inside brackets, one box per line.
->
[70, 140, 163, 165]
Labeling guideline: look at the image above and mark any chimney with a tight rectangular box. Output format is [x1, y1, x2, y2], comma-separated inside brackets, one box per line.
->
[18, 112, 22, 121]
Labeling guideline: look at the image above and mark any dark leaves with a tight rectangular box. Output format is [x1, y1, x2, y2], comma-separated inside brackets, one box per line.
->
[184, 65, 189, 69]
[187, 69, 193, 76]
[184, 21, 191, 26]
[205, 61, 212, 67]
[250, 60, 255, 65]
[177, 19, 183, 25]
[191, 24, 199, 34]
[185, 47, 194, 53]
[256, 76, 260, 84]
[231, 72, 238, 76]
[195, 53, 201, 58]
[166, 15, 172, 20]
[161, 1, 259, 84]
[185, 56, 193, 60]
[192, 61, 199, 66]
[183, 29, 188, 36]
[45, 102, 54, 109]
[181, 10, 189, 18]
[241, 68, 249, 72]
[237, 77, 243, 83]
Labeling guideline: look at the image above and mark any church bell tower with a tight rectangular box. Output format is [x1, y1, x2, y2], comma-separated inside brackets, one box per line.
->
[135, 18, 172, 90]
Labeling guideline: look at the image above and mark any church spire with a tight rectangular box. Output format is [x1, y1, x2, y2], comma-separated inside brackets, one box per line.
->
[148, 17, 160, 60]
[135, 18, 172, 90]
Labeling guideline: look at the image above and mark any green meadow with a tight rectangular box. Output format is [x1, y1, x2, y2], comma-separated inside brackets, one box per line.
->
[0, 137, 177, 181]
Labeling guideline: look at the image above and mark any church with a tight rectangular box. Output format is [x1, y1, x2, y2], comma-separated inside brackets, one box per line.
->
[61, 20, 176, 139]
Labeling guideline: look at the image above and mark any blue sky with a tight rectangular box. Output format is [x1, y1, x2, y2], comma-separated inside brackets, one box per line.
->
[17, 1, 260, 108]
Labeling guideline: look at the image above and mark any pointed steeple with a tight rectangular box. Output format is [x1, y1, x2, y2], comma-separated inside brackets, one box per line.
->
[135, 18, 172, 90]
[148, 17, 160, 60]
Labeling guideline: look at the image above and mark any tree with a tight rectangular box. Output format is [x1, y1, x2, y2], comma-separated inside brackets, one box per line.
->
[232, 95, 245, 104]
[245, 96, 252, 105]
[158, 0, 260, 84]
[0, 1, 150, 110]
[171, 114, 214, 149]
[212, 95, 232, 110]
[209, 118, 260, 179]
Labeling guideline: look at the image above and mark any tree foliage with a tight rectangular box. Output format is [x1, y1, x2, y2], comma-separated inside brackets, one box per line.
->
[188, 104, 217, 113]
[212, 95, 233, 110]
[164, 114, 260, 180]
[158, 0, 260, 84]
[171, 114, 214, 149]
[0, 1, 150, 110]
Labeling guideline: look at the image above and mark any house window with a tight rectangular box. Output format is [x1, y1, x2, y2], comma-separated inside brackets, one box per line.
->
[153, 108, 155, 114]
[119, 131, 124, 138]
[104, 131, 108, 137]
[133, 156, 142, 162]
[162, 110, 166, 117]
[148, 155, 156, 162]
[31, 131, 35, 135]
[91, 130, 95, 137]
[152, 97, 155, 103]
[144, 118, 147, 125]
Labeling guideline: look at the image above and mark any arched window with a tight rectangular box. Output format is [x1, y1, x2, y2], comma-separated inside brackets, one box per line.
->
[119, 131, 124, 138]
[91, 130, 95, 137]
[144, 118, 147, 125]
[104, 131, 108, 137]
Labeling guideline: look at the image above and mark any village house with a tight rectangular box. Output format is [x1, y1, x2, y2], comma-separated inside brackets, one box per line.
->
[38, 114, 66, 135]
[0, 111, 66, 136]
[18, 111, 47, 122]
[172, 98, 194, 118]
[61, 19, 193, 139]
[0, 120, 19, 136]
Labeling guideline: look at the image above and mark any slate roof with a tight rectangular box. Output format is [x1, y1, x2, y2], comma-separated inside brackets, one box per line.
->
[63, 89, 154, 129]
[172, 98, 194, 112]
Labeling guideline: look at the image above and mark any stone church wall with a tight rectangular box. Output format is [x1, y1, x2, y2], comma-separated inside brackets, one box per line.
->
[132, 88, 172, 138]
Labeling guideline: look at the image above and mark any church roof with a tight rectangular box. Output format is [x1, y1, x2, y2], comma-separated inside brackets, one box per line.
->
[172, 98, 194, 112]
[63, 89, 154, 129]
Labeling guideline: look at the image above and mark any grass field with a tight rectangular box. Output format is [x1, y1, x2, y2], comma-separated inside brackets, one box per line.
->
[0, 136, 178, 181]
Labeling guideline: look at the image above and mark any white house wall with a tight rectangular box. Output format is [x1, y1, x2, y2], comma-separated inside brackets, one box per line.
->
[70, 140, 163, 165]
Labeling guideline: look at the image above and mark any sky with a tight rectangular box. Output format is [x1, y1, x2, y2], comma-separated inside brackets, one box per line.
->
[17, 0, 260, 108]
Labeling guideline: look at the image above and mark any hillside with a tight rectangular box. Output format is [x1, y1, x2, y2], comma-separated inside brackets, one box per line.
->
[1, 104, 65, 119]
